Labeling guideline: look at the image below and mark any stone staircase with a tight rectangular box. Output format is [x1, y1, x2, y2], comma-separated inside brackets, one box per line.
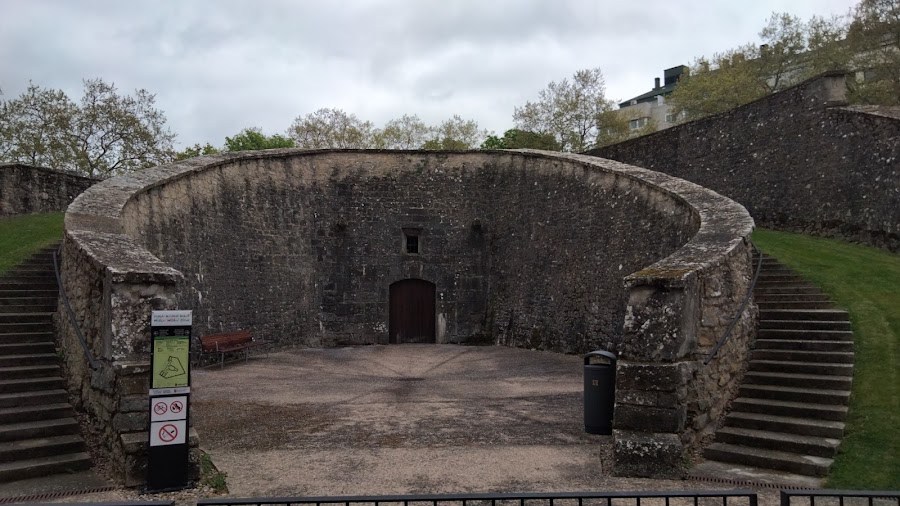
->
[692, 253, 854, 485]
[0, 245, 91, 483]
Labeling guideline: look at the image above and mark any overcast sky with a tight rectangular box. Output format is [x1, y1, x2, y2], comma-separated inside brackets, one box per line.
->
[1, 0, 858, 148]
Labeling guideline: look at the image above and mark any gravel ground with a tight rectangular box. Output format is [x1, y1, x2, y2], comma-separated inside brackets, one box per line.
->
[48, 345, 784, 505]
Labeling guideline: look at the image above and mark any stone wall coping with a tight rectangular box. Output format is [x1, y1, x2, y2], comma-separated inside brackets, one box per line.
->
[836, 104, 900, 121]
[66, 149, 752, 289]
[0, 162, 101, 183]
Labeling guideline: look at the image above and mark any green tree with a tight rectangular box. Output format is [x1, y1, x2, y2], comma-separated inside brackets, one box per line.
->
[421, 115, 487, 150]
[0, 79, 176, 177]
[513, 67, 615, 152]
[174, 142, 220, 160]
[0, 83, 76, 169]
[668, 6, 899, 120]
[373, 114, 429, 149]
[593, 110, 657, 148]
[224, 127, 294, 151]
[287, 108, 375, 149]
[480, 128, 561, 150]
[846, 0, 900, 105]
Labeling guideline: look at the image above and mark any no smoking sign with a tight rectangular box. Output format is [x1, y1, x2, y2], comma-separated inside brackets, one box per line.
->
[150, 420, 186, 446]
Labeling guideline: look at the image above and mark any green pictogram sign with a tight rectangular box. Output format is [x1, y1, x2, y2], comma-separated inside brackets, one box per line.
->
[152, 333, 190, 389]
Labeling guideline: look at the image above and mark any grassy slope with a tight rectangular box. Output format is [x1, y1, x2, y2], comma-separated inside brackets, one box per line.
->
[752, 228, 899, 489]
[0, 213, 64, 275]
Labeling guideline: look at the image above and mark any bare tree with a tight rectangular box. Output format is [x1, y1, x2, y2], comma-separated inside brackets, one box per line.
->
[287, 108, 376, 149]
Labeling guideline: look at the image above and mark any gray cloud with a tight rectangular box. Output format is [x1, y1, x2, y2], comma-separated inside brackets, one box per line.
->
[0, 0, 858, 148]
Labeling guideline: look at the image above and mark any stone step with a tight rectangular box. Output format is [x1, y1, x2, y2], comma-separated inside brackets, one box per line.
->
[0, 434, 85, 464]
[759, 320, 852, 331]
[743, 371, 853, 391]
[0, 353, 59, 368]
[0, 451, 91, 483]
[0, 313, 55, 323]
[725, 411, 844, 438]
[755, 339, 854, 352]
[715, 426, 841, 458]
[0, 364, 61, 380]
[0, 322, 54, 334]
[757, 329, 854, 341]
[0, 297, 57, 307]
[759, 309, 849, 321]
[751, 349, 854, 364]
[0, 417, 79, 443]
[0, 281, 58, 290]
[757, 301, 835, 310]
[732, 396, 848, 422]
[0, 289, 57, 298]
[0, 331, 56, 343]
[749, 359, 854, 376]
[754, 285, 823, 295]
[0, 389, 69, 409]
[0, 403, 73, 424]
[0, 303, 57, 313]
[0, 377, 66, 395]
[704, 443, 832, 477]
[1, 271, 56, 279]
[753, 293, 831, 303]
[739, 384, 851, 405]
[757, 274, 806, 283]
[0, 341, 56, 355]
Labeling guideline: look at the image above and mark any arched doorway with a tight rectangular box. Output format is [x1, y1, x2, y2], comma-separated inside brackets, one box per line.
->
[389, 279, 436, 343]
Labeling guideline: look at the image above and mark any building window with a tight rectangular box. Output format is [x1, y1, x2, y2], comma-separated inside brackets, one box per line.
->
[403, 228, 421, 254]
[629, 117, 649, 130]
[665, 113, 677, 123]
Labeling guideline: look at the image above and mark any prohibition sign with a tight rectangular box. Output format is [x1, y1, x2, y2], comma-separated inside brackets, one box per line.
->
[170, 401, 184, 414]
[153, 402, 168, 416]
[159, 423, 178, 443]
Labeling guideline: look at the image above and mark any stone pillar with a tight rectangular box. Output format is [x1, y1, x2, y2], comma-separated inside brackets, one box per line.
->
[612, 239, 755, 478]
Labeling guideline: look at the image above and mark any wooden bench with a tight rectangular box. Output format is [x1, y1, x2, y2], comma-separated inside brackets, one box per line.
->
[199, 330, 267, 369]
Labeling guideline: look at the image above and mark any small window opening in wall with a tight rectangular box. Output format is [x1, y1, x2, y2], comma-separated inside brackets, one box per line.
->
[403, 228, 421, 254]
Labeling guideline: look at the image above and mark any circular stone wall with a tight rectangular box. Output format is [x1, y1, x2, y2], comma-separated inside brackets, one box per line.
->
[58, 149, 756, 484]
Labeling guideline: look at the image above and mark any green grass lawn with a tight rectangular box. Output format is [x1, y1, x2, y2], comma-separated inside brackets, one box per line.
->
[752, 228, 900, 489]
[0, 212, 64, 275]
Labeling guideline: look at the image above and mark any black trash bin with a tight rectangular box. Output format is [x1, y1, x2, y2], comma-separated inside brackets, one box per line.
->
[583, 350, 616, 435]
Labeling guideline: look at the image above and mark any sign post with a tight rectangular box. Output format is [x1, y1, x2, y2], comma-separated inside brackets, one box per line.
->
[147, 310, 192, 491]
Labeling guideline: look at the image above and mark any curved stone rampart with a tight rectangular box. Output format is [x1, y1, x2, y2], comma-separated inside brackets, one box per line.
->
[59, 149, 754, 484]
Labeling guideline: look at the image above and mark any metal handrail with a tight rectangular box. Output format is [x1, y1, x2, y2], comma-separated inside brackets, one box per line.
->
[53, 246, 101, 370]
[703, 241, 763, 365]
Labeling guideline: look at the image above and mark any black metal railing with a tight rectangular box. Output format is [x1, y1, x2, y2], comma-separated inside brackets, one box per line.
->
[781, 489, 900, 506]
[22, 502, 174, 506]
[53, 246, 101, 370]
[199, 490, 758, 506]
[703, 242, 763, 365]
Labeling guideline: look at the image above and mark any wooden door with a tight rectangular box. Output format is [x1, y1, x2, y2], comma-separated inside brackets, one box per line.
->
[389, 279, 436, 344]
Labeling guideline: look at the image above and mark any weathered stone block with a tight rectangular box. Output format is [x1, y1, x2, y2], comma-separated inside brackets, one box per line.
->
[615, 361, 690, 392]
[613, 430, 685, 478]
[614, 404, 686, 433]
[119, 395, 148, 413]
[113, 412, 148, 433]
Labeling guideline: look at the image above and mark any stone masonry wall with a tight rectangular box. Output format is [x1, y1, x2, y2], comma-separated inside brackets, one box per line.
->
[589, 72, 900, 252]
[0, 163, 98, 216]
[60, 149, 755, 483]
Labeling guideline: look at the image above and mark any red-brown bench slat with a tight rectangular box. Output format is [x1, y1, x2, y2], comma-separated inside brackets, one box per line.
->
[199, 330, 266, 368]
